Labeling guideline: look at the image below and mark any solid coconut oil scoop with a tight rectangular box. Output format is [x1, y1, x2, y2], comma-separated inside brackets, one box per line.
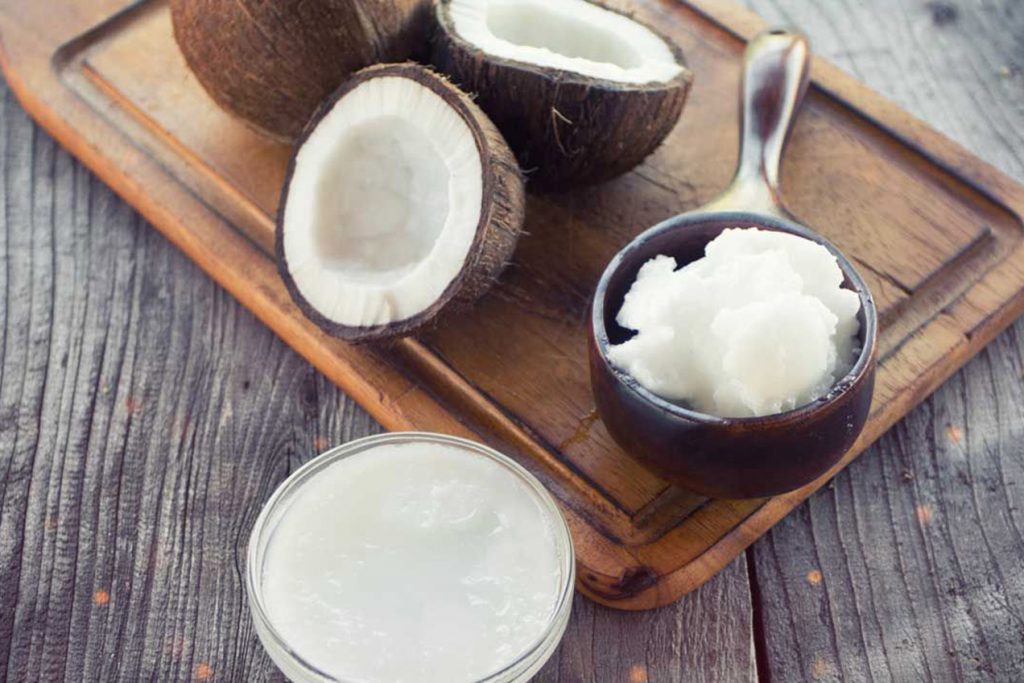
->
[589, 29, 879, 499]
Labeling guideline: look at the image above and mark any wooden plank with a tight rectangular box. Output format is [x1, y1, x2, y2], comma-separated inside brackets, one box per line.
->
[743, 0, 1024, 679]
[0, 79, 757, 681]
[537, 559, 756, 683]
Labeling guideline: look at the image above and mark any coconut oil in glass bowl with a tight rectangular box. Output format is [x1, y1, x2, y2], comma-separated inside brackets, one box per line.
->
[246, 432, 575, 683]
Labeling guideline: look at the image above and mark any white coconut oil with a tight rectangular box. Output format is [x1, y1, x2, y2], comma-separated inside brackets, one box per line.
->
[608, 228, 861, 418]
[247, 434, 574, 683]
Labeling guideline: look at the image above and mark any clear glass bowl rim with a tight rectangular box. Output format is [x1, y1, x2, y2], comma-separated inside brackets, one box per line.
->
[246, 431, 577, 683]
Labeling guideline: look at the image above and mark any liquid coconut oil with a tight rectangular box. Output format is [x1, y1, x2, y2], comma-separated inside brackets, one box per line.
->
[247, 433, 574, 683]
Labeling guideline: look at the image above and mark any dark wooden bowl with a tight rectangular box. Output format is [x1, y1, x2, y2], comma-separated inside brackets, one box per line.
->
[589, 212, 878, 499]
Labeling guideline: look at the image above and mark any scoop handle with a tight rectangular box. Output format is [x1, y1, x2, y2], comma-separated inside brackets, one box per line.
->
[704, 29, 811, 216]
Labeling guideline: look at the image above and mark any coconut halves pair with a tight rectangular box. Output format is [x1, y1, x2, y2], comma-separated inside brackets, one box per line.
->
[171, 0, 692, 342]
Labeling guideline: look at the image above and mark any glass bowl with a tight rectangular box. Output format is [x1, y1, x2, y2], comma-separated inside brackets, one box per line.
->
[246, 431, 575, 683]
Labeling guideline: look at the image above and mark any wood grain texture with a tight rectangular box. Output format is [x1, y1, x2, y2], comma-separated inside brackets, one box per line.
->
[0, 84, 380, 680]
[0, 77, 755, 680]
[14, 0, 1024, 608]
[536, 559, 755, 683]
[741, 0, 1024, 680]
[1, 0, 1024, 681]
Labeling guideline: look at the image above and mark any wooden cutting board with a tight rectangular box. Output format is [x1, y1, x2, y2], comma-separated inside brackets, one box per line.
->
[4, 0, 1024, 610]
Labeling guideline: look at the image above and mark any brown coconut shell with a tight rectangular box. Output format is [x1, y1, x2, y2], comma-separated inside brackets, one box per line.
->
[170, 0, 430, 140]
[432, 0, 693, 191]
[277, 63, 526, 343]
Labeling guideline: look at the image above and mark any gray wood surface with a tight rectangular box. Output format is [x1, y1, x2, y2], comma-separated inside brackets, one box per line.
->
[0, 0, 1022, 680]
[743, 0, 1024, 680]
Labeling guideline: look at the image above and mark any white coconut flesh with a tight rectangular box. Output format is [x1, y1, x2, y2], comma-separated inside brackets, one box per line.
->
[448, 0, 684, 84]
[282, 75, 484, 329]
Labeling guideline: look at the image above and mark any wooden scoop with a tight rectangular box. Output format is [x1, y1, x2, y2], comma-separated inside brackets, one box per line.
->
[588, 29, 879, 499]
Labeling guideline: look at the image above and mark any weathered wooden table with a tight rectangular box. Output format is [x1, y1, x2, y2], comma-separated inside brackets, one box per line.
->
[1, 0, 1022, 680]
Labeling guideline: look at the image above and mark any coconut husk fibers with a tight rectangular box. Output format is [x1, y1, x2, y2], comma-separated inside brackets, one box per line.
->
[432, 0, 693, 191]
[277, 63, 526, 343]
[170, 0, 429, 140]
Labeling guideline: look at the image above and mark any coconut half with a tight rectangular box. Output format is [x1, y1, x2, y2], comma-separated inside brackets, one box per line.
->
[433, 0, 693, 190]
[278, 64, 525, 342]
[171, 0, 429, 139]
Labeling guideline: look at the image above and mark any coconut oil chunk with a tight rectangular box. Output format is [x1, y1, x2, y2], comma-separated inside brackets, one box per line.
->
[608, 228, 862, 418]
[260, 442, 564, 682]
